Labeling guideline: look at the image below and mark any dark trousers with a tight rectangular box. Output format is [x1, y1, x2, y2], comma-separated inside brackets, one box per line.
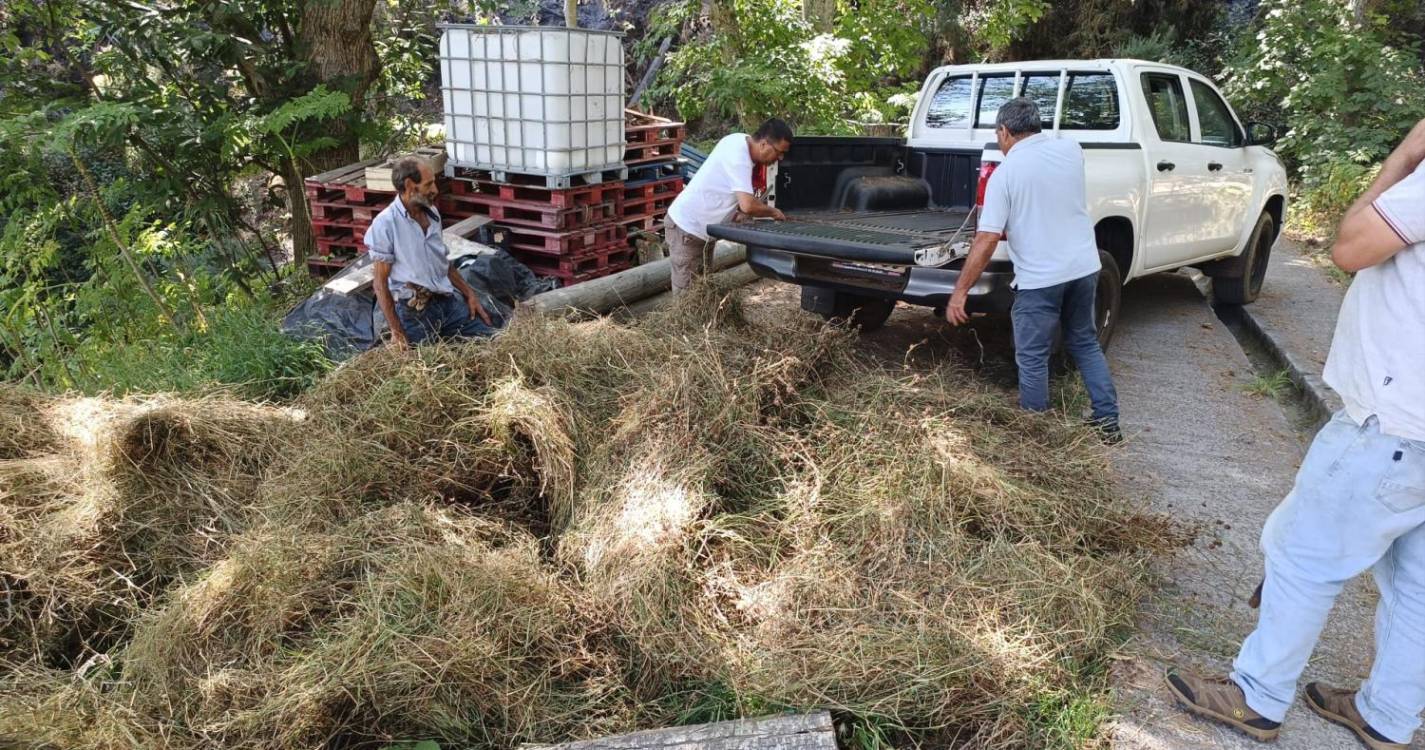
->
[395, 293, 499, 345]
[1010, 271, 1119, 421]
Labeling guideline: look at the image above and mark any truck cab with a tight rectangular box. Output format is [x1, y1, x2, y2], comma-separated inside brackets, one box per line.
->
[707, 59, 1288, 343]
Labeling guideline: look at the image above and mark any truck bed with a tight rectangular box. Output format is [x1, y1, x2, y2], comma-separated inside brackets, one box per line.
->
[708, 208, 974, 265]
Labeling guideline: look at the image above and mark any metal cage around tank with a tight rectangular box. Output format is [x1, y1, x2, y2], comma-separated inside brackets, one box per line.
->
[439, 24, 626, 179]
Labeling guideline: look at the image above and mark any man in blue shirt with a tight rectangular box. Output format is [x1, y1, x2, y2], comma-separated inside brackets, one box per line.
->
[364, 156, 495, 348]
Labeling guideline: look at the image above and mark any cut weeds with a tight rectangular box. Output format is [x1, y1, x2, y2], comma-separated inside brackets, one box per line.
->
[0, 283, 1169, 748]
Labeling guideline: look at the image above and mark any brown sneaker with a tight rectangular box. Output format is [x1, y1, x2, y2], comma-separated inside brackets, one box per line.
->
[1303, 683, 1407, 750]
[1165, 668, 1282, 742]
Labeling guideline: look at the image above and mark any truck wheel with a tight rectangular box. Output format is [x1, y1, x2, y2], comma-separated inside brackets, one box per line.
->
[1094, 249, 1123, 351]
[1051, 250, 1123, 372]
[801, 287, 895, 332]
[1208, 212, 1274, 305]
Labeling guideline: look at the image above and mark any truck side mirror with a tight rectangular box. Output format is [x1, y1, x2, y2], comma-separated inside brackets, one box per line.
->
[1246, 122, 1278, 146]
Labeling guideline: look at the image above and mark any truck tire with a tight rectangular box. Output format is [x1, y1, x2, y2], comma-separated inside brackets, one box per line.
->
[1051, 250, 1123, 372]
[801, 287, 895, 332]
[1208, 212, 1274, 305]
[1094, 249, 1123, 351]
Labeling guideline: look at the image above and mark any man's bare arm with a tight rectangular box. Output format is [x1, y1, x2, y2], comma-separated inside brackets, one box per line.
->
[1332, 119, 1425, 272]
[734, 191, 786, 220]
[372, 261, 408, 348]
[945, 230, 1003, 326]
[447, 265, 492, 325]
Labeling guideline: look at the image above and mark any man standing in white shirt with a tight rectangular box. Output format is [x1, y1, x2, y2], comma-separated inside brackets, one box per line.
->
[946, 97, 1120, 441]
[665, 118, 793, 292]
[1168, 120, 1425, 750]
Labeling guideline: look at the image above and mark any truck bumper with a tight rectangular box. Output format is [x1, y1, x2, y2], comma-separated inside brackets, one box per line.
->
[746, 246, 1015, 314]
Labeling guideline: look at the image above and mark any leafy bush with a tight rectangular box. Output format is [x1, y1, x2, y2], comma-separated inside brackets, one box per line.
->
[1220, 0, 1425, 232]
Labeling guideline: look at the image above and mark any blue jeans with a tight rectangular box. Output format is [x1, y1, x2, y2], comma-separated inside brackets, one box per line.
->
[1232, 411, 1425, 743]
[394, 292, 500, 345]
[1010, 272, 1119, 421]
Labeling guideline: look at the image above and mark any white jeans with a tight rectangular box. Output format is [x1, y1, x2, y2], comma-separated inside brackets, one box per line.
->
[1231, 411, 1425, 743]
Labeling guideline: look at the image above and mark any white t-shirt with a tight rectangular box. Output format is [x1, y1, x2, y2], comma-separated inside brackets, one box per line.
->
[667, 133, 755, 240]
[1323, 162, 1425, 442]
[978, 133, 1101, 290]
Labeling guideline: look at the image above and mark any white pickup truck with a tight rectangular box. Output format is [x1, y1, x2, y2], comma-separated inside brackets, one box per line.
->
[706, 59, 1289, 344]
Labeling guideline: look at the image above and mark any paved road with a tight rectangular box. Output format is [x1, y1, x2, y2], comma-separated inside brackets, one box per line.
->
[1104, 272, 1394, 749]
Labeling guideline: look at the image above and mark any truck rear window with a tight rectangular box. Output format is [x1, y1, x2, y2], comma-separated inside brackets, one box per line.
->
[925, 76, 972, 129]
[974, 75, 1016, 127]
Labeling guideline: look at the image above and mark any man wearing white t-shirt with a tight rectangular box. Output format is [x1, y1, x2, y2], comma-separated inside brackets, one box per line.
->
[665, 118, 793, 292]
[1169, 120, 1425, 750]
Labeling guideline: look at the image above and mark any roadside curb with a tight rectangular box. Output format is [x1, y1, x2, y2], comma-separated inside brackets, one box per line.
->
[1186, 268, 1342, 428]
[1234, 303, 1343, 426]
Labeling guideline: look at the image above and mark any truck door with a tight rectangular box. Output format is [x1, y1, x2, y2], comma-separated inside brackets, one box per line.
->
[1139, 71, 1217, 269]
[1185, 77, 1253, 255]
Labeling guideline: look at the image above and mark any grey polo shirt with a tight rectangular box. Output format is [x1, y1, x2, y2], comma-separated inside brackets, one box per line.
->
[363, 199, 456, 298]
[978, 132, 1101, 290]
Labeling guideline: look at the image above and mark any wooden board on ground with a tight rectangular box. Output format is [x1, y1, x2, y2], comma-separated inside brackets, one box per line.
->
[523, 711, 836, 750]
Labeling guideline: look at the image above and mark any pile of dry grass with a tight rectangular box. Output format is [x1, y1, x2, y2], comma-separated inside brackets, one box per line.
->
[0, 283, 1169, 749]
[0, 395, 298, 667]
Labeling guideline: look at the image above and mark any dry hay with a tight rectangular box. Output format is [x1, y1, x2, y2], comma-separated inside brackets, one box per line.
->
[0, 384, 57, 459]
[0, 281, 1171, 749]
[0, 395, 299, 667]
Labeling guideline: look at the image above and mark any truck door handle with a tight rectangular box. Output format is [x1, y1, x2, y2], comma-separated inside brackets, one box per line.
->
[1157, 160, 1175, 172]
[1208, 161, 1223, 172]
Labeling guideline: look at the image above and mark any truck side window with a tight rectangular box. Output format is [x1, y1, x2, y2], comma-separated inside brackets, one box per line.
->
[1189, 79, 1244, 147]
[1020, 73, 1060, 129]
[1141, 73, 1191, 143]
[1061, 73, 1120, 130]
[926, 76, 972, 129]
[974, 75, 1016, 128]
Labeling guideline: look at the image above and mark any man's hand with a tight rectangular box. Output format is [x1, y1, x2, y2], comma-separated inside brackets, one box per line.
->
[945, 290, 971, 326]
[466, 291, 492, 326]
[389, 327, 410, 350]
[770, 207, 787, 221]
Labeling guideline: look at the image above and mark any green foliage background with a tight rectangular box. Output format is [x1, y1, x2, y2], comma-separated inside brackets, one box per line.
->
[2, 0, 1423, 398]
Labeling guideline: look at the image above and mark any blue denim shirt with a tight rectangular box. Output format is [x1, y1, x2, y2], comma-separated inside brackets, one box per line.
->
[363, 199, 456, 299]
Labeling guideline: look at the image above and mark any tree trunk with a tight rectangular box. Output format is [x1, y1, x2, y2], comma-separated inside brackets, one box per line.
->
[298, 0, 381, 173]
[802, 0, 836, 33]
[566, 0, 578, 27]
[1350, 0, 1368, 22]
[290, 0, 380, 266]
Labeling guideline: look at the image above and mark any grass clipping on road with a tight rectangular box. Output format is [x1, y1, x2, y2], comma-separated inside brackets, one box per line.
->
[0, 284, 1164, 749]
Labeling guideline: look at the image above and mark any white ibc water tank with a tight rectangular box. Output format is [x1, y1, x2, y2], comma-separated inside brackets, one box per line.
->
[440, 25, 626, 177]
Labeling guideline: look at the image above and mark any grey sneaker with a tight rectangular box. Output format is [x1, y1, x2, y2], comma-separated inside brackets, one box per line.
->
[1303, 683, 1407, 750]
[1165, 668, 1282, 742]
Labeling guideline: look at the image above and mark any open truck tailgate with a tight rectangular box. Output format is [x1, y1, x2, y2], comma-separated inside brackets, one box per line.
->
[707, 208, 974, 265]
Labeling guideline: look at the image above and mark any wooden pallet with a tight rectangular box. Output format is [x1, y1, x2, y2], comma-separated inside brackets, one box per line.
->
[624, 109, 687, 144]
[448, 164, 628, 190]
[619, 193, 676, 219]
[626, 160, 683, 183]
[624, 138, 682, 166]
[514, 247, 635, 283]
[620, 175, 683, 203]
[448, 178, 623, 208]
[439, 193, 617, 230]
[617, 213, 668, 234]
[499, 223, 626, 257]
[364, 147, 447, 191]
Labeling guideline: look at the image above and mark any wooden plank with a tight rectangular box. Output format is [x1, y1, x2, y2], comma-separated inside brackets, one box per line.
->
[524, 711, 836, 750]
[307, 157, 384, 185]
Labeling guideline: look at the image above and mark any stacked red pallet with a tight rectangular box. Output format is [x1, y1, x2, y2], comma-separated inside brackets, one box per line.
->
[442, 169, 634, 285]
[619, 111, 687, 248]
[303, 160, 475, 276]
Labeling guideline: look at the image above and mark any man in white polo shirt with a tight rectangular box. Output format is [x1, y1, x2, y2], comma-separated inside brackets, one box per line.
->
[664, 118, 792, 292]
[1168, 120, 1425, 750]
[946, 97, 1120, 441]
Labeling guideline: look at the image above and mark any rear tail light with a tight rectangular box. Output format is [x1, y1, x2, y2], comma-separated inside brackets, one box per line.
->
[976, 161, 998, 207]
